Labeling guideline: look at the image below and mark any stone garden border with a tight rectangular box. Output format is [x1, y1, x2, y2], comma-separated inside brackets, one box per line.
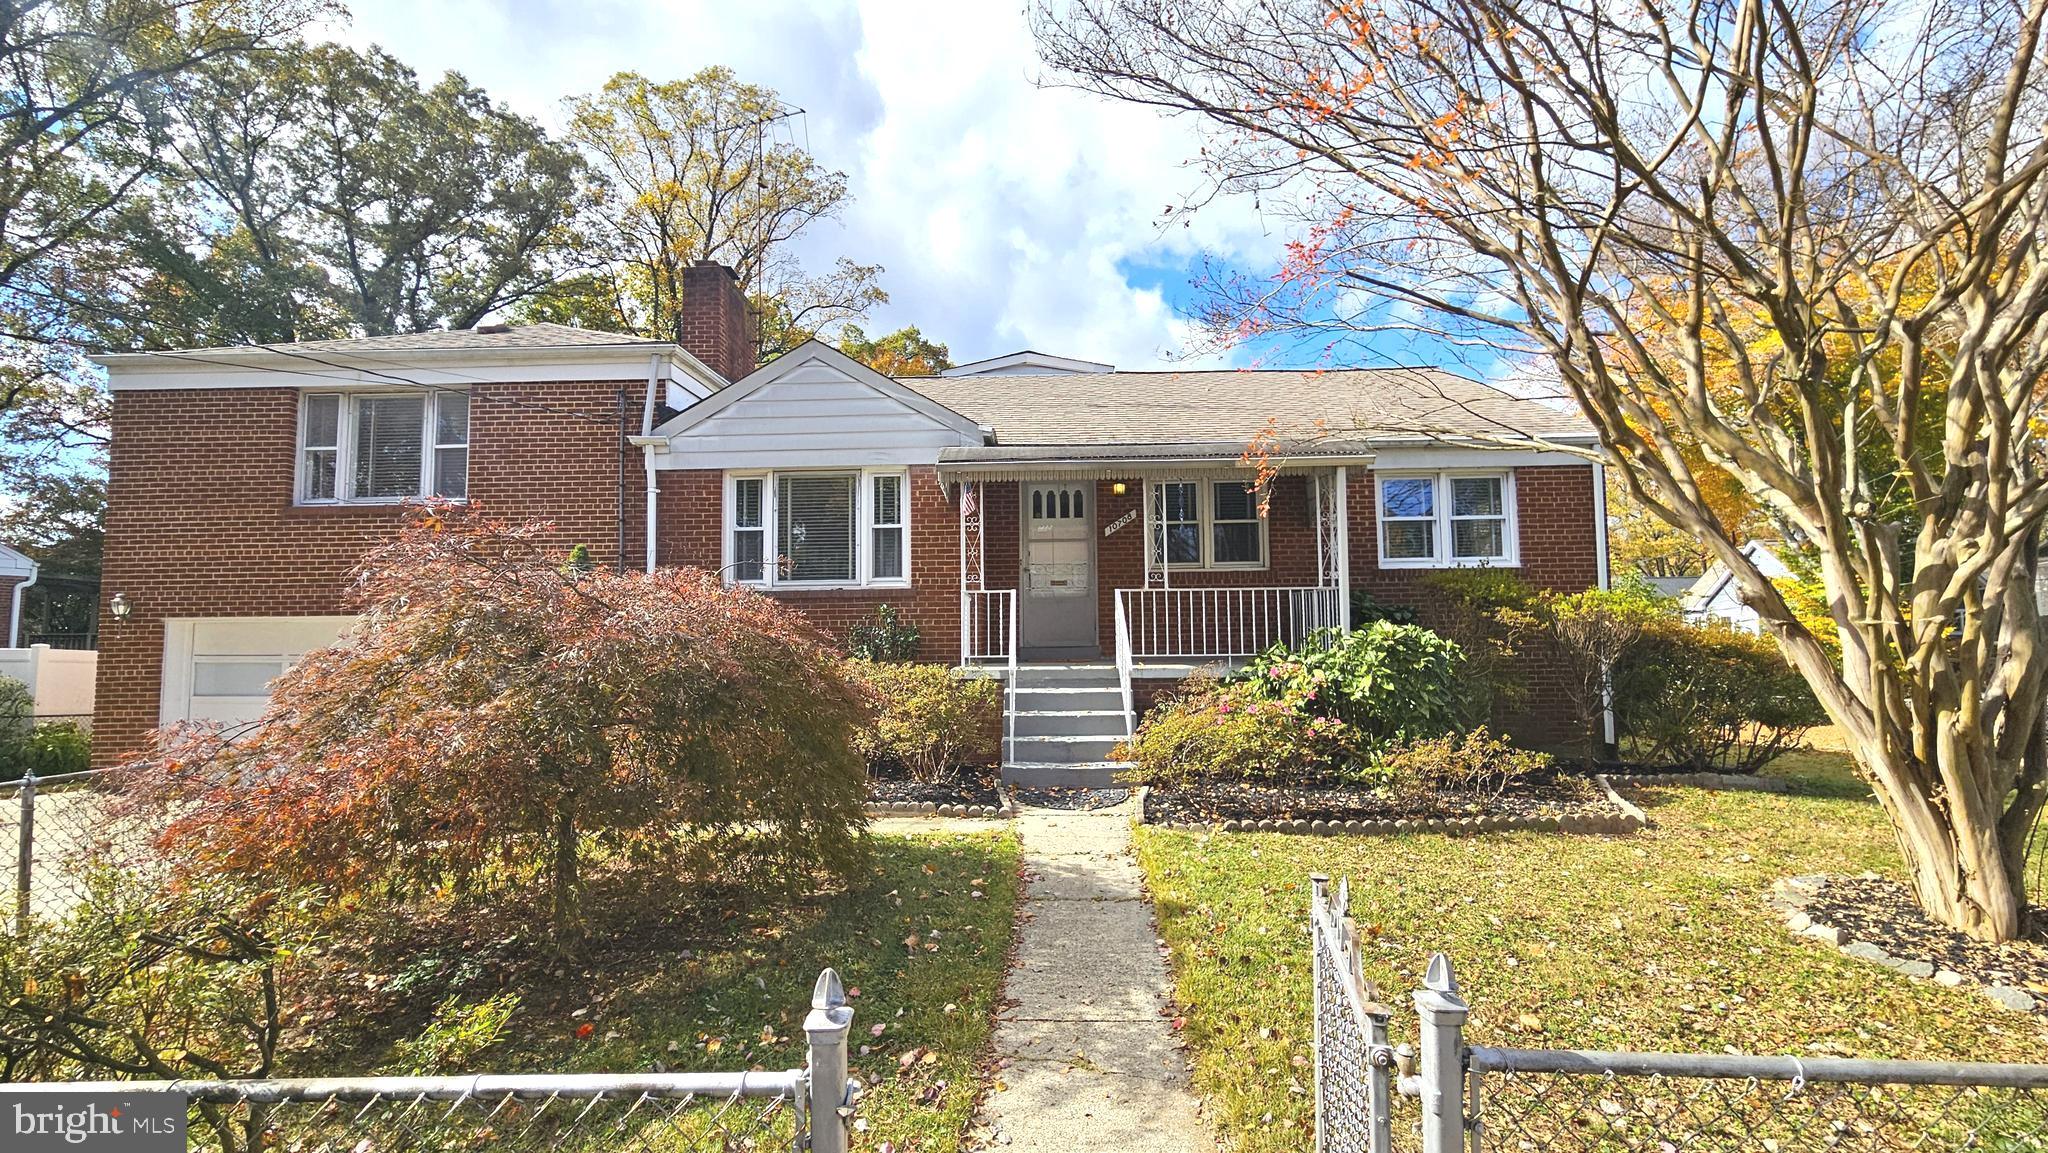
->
[1769, 873, 2040, 1015]
[864, 790, 1016, 820]
[1132, 775, 1648, 836]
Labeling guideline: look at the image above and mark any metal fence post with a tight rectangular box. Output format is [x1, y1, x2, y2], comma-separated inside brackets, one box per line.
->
[803, 967, 856, 1153]
[1365, 1000, 1396, 1153]
[1413, 952, 1469, 1153]
[14, 770, 33, 935]
[1310, 874, 1330, 1153]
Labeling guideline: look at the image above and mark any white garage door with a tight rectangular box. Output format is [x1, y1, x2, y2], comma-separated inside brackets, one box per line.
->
[160, 616, 359, 727]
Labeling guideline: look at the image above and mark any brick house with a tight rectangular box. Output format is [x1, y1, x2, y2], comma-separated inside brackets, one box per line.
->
[91, 262, 1608, 782]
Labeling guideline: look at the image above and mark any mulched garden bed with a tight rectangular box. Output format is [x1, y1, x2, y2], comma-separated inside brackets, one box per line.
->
[866, 768, 1006, 812]
[1013, 786, 1131, 811]
[1142, 776, 1620, 829]
[1799, 874, 2048, 1001]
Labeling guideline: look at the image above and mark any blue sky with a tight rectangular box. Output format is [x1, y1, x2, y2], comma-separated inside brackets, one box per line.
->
[318, 0, 1482, 375]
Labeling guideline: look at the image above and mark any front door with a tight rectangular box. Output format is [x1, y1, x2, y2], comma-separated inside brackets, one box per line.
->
[1020, 483, 1097, 656]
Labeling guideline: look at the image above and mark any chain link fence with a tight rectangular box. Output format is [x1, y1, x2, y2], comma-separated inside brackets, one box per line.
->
[1470, 1050, 2048, 1151]
[0, 766, 165, 932]
[8, 970, 861, 1153]
[1310, 873, 2048, 1153]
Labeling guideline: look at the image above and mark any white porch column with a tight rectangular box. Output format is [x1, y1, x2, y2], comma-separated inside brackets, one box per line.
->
[1335, 466, 1351, 634]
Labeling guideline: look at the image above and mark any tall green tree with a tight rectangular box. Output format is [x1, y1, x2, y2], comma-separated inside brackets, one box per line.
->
[544, 68, 884, 356]
[0, 0, 325, 301]
[839, 324, 952, 376]
[55, 41, 584, 348]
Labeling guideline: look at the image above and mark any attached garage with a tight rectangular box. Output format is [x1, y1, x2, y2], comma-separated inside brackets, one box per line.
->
[159, 616, 358, 727]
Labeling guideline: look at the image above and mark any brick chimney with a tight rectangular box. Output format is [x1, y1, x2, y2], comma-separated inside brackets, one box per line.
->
[678, 261, 758, 382]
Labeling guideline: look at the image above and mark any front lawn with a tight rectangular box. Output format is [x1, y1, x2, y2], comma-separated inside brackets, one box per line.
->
[1135, 752, 2048, 1153]
[299, 830, 1021, 1153]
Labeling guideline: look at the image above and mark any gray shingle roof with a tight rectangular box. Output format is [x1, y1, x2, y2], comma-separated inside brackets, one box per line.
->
[902, 366, 1591, 447]
[127, 323, 668, 358]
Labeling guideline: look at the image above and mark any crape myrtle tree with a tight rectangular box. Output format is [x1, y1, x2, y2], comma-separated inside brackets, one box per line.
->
[1036, 0, 2048, 940]
[118, 508, 870, 930]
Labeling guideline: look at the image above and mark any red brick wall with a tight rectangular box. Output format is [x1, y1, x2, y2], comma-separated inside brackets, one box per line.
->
[1, 575, 23, 644]
[1347, 465, 1602, 748]
[94, 380, 647, 764]
[679, 262, 757, 383]
[656, 467, 962, 662]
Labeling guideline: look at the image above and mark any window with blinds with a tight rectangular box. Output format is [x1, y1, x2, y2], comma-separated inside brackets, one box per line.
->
[300, 391, 469, 504]
[871, 474, 905, 580]
[778, 473, 858, 582]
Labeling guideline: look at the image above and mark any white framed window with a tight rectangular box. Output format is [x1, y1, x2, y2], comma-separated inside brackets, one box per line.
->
[725, 468, 911, 588]
[298, 390, 469, 504]
[870, 473, 906, 581]
[1376, 470, 1517, 567]
[1146, 480, 1268, 570]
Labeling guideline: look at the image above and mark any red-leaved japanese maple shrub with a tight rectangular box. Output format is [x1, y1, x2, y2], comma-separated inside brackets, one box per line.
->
[118, 507, 870, 929]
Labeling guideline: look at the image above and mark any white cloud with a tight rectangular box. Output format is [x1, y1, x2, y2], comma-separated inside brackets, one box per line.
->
[317, 0, 1277, 368]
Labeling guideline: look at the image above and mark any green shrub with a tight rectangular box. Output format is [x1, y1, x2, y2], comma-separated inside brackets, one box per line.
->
[387, 993, 520, 1074]
[848, 604, 921, 661]
[1235, 621, 1466, 758]
[1614, 620, 1826, 772]
[16, 722, 90, 779]
[1380, 727, 1553, 801]
[1419, 569, 1542, 727]
[1539, 577, 1675, 762]
[845, 660, 1001, 782]
[1350, 589, 1417, 627]
[1115, 680, 1362, 788]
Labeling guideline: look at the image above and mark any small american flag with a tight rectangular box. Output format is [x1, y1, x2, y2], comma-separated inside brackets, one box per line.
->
[960, 482, 978, 518]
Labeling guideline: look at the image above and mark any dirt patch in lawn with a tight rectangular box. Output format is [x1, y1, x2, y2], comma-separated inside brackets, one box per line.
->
[867, 767, 1005, 810]
[1806, 874, 2048, 996]
[1142, 776, 1609, 826]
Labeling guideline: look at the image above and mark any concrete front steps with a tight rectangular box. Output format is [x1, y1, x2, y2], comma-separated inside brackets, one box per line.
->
[1004, 662, 1135, 788]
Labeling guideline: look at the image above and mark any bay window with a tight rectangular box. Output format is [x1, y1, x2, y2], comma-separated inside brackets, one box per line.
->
[726, 469, 911, 587]
[1147, 480, 1267, 569]
[1376, 471, 1516, 567]
[299, 391, 469, 504]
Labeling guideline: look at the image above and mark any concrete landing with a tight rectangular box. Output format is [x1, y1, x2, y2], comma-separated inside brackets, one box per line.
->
[967, 803, 1211, 1152]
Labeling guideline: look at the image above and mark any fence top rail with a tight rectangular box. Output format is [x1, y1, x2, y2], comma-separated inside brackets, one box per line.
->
[0, 767, 109, 792]
[1467, 1045, 2048, 1089]
[1, 1070, 809, 1103]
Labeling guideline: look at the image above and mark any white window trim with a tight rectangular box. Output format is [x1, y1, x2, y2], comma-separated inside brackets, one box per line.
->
[723, 467, 912, 590]
[1143, 480, 1271, 572]
[1375, 469, 1519, 569]
[295, 390, 469, 506]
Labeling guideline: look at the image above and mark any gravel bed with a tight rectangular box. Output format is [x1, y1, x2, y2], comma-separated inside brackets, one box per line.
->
[1143, 777, 1610, 827]
[1013, 787, 1131, 811]
[1799, 875, 2048, 999]
[867, 769, 1005, 811]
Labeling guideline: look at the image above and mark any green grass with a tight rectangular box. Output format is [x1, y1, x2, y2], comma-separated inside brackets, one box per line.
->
[301, 830, 1021, 1153]
[1134, 752, 2048, 1153]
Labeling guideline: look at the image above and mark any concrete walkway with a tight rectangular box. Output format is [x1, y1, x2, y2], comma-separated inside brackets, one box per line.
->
[969, 802, 1211, 1152]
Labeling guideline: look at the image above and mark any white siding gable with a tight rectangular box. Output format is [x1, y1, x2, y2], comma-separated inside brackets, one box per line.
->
[653, 341, 983, 470]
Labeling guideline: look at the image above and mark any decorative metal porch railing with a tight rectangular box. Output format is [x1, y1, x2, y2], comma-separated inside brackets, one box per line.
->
[1114, 585, 1345, 662]
[961, 589, 1016, 664]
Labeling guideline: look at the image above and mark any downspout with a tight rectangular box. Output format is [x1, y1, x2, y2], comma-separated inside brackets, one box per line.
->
[616, 387, 628, 573]
[1593, 461, 1616, 751]
[637, 354, 663, 574]
[7, 561, 36, 648]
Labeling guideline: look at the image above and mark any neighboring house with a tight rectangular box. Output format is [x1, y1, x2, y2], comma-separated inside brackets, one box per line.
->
[1681, 542, 1791, 633]
[90, 261, 1609, 780]
[0, 542, 35, 648]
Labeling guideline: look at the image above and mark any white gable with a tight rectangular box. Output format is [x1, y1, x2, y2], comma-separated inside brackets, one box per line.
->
[653, 341, 984, 469]
[940, 350, 1114, 377]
